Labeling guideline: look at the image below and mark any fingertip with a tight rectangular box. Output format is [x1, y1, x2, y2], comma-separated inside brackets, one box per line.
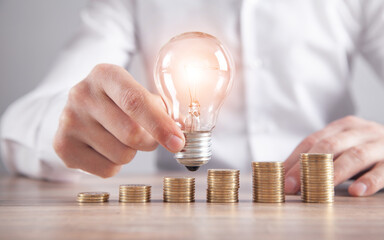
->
[285, 176, 299, 195]
[349, 182, 367, 197]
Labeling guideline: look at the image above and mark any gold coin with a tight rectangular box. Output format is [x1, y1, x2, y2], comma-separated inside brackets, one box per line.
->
[253, 200, 285, 203]
[302, 184, 334, 188]
[208, 183, 240, 186]
[164, 200, 195, 203]
[208, 169, 240, 173]
[207, 180, 239, 184]
[301, 171, 334, 175]
[207, 197, 239, 200]
[207, 181, 240, 184]
[301, 179, 334, 183]
[254, 188, 284, 192]
[163, 193, 195, 196]
[207, 189, 238, 193]
[207, 194, 238, 197]
[163, 188, 195, 191]
[77, 192, 109, 197]
[119, 190, 151, 193]
[302, 195, 334, 199]
[119, 198, 151, 200]
[207, 175, 240, 178]
[119, 199, 150, 203]
[120, 184, 151, 188]
[163, 183, 195, 186]
[207, 196, 238, 199]
[302, 195, 334, 198]
[207, 195, 239, 199]
[163, 187, 194, 190]
[301, 191, 334, 195]
[163, 190, 195, 193]
[163, 194, 194, 198]
[253, 195, 284, 199]
[119, 188, 151, 190]
[208, 173, 240, 176]
[163, 194, 194, 197]
[207, 179, 240, 183]
[77, 198, 108, 203]
[119, 195, 151, 198]
[163, 197, 195, 200]
[163, 185, 195, 189]
[252, 168, 284, 171]
[119, 198, 150, 200]
[208, 187, 240, 191]
[300, 153, 333, 158]
[77, 195, 110, 199]
[253, 179, 284, 183]
[163, 177, 195, 181]
[119, 198, 151, 201]
[208, 180, 240, 183]
[207, 199, 238, 203]
[208, 182, 240, 185]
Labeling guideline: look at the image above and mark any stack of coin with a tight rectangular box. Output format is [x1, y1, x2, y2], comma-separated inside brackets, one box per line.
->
[119, 184, 151, 203]
[163, 177, 195, 203]
[207, 169, 240, 203]
[300, 153, 334, 203]
[252, 162, 285, 203]
[76, 192, 109, 203]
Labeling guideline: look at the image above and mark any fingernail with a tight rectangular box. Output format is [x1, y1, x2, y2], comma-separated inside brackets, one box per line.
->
[166, 135, 184, 152]
[353, 182, 367, 196]
[285, 176, 298, 194]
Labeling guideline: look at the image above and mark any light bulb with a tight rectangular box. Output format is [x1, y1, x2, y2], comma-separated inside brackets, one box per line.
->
[154, 32, 234, 171]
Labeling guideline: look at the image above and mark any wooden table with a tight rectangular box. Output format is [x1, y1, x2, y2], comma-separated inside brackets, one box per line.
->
[1, 173, 383, 240]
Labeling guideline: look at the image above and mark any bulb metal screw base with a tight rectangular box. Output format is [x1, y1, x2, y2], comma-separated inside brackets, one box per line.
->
[175, 131, 212, 171]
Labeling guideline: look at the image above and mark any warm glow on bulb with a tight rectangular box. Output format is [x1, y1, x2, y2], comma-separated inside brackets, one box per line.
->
[154, 32, 234, 170]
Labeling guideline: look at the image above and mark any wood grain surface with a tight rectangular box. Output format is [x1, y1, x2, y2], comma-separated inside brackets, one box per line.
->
[0, 173, 383, 240]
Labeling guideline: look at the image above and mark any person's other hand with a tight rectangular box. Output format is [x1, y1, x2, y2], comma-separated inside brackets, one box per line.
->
[284, 116, 384, 197]
[53, 64, 185, 177]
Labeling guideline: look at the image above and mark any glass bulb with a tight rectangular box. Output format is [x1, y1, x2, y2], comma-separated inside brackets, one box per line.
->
[154, 32, 234, 171]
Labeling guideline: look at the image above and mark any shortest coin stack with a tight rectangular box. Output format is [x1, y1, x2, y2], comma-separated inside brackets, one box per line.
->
[163, 177, 195, 203]
[207, 169, 240, 203]
[77, 192, 110, 203]
[300, 153, 334, 203]
[252, 162, 285, 203]
[119, 184, 151, 203]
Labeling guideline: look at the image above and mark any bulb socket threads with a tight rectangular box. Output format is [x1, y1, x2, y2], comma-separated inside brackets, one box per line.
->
[175, 131, 212, 170]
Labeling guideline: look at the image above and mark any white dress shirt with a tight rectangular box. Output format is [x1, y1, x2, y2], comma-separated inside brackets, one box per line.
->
[1, 0, 384, 181]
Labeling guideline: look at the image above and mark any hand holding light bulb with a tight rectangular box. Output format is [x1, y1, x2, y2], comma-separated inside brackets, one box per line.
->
[154, 32, 235, 171]
[54, 64, 185, 178]
[53, 32, 232, 177]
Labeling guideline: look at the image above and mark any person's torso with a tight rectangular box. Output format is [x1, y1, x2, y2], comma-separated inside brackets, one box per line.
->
[132, 0, 358, 171]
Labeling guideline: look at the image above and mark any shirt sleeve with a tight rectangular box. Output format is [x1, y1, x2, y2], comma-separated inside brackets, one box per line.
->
[0, 0, 138, 181]
[357, 0, 384, 80]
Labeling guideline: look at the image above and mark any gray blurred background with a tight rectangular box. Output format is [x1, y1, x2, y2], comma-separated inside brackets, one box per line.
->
[1, 0, 384, 174]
